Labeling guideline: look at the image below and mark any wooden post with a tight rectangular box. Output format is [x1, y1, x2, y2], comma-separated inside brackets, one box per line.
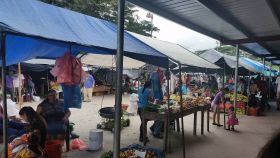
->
[18, 63, 22, 108]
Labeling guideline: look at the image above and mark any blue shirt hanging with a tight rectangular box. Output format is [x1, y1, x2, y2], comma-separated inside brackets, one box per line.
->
[61, 84, 82, 109]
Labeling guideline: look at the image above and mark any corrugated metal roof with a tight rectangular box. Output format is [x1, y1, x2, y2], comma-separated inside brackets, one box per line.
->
[128, 0, 280, 61]
[129, 32, 220, 69]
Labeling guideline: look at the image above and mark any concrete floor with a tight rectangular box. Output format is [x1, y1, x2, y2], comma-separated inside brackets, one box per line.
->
[51, 95, 280, 158]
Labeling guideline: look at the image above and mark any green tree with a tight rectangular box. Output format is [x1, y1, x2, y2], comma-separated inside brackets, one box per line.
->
[40, 0, 159, 37]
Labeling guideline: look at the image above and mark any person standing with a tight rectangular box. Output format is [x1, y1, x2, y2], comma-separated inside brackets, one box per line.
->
[83, 71, 95, 102]
[256, 75, 270, 111]
[13, 71, 25, 104]
[276, 74, 280, 111]
[211, 88, 226, 127]
[138, 81, 153, 142]
[209, 76, 218, 97]
[6, 70, 15, 101]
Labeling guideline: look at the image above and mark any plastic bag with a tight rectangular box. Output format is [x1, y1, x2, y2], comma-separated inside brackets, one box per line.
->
[32, 96, 40, 102]
[71, 138, 87, 151]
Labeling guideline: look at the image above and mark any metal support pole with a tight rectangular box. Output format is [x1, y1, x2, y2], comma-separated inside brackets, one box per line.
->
[1, 32, 8, 158]
[263, 58, 266, 76]
[234, 44, 240, 112]
[166, 63, 171, 152]
[247, 72, 250, 114]
[269, 62, 272, 99]
[113, 0, 125, 157]
[178, 63, 186, 158]
[223, 62, 226, 129]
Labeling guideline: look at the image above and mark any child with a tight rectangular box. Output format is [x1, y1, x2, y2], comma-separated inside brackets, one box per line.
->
[203, 86, 210, 97]
[227, 106, 239, 131]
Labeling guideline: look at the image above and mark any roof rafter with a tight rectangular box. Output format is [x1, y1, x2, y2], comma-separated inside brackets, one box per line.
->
[194, 0, 277, 55]
[221, 35, 280, 45]
[266, 0, 280, 28]
[127, 0, 223, 40]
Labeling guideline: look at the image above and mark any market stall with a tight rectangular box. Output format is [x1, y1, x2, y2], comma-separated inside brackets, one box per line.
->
[140, 95, 211, 151]
[0, 0, 170, 157]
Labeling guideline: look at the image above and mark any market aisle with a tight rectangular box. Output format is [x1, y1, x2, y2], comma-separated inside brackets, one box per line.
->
[55, 95, 280, 158]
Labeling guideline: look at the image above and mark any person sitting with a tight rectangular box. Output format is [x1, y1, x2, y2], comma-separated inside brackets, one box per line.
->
[36, 90, 70, 139]
[12, 133, 46, 158]
[19, 107, 47, 148]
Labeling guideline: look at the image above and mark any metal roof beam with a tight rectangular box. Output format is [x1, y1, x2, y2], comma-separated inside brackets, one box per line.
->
[195, 0, 277, 56]
[221, 35, 280, 44]
[260, 54, 276, 57]
[127, 0, 224, 40]
[266, 0, 280, 27]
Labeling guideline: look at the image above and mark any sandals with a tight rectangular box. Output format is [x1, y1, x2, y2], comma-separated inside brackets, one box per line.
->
[213, 123, 223, 127]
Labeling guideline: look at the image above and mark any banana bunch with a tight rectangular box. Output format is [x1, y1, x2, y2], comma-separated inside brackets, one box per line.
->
[229, 93, 248, 102]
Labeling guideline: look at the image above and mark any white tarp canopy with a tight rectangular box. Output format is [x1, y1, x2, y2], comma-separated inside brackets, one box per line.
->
[24, 59, 55, 65]
[129, 32, 220, 69]
[25, 55, 145, 69]
[81, 54, 145, 69]
[200, 49, 257, 73]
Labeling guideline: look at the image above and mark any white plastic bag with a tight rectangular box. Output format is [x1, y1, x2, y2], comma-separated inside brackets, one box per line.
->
[33, 96, 41, 102]
[128, 93, 138, 115]
[6, 99, 19, 117]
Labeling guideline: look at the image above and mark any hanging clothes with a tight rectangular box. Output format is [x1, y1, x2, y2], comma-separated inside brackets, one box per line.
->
[61, 84, 82, 109]
[150, 71, 163, 100]
[50, 52, 85, 109]
[50, 52, 87, 85]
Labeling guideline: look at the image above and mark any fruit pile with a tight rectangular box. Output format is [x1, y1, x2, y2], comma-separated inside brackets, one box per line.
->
[228, 93, 248, 102]
[120, 149, 157, 158]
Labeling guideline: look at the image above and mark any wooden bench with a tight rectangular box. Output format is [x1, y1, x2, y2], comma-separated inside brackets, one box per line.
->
[92, 85, 112, 96]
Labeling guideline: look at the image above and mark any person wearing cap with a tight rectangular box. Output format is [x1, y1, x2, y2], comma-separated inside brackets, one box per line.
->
[83, 71, 95, 102]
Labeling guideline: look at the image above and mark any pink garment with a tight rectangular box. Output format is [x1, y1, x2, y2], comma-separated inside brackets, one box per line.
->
[203, 90, 210, 97]
[51, 52, 87, 85]
[157, 69, 164, 85]
[227, 111, 239, 126]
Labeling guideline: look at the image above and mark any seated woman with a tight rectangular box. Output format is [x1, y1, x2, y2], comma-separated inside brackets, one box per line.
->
[2, 106, 46, 158]
[36, 90, 70, 138]
[19, 107, 47, 148]
[11, 133, 46, 158]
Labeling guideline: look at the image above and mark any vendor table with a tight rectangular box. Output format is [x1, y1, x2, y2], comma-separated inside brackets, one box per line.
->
[141, 104, 211, 152]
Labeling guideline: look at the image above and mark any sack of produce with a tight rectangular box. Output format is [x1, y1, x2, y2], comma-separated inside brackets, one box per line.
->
[120, 144, 164, 158]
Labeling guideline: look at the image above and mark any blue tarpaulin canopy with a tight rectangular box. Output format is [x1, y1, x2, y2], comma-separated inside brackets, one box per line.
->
[0, 0, 168, 67]
[239, 57, 270, 73]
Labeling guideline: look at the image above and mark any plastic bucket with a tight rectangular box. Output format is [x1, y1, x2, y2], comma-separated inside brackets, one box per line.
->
[88, 129, 103, 151]
[44, 140, 63, 158]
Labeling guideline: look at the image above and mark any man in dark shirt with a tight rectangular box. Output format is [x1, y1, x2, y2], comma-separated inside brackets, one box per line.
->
[256, 75, 270, 111]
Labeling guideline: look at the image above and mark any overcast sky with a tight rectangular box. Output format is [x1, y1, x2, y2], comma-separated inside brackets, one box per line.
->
[136, 7, 220, 52]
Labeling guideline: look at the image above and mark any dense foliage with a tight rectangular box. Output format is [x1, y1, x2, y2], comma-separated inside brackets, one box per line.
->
[40, 0, 159, 37]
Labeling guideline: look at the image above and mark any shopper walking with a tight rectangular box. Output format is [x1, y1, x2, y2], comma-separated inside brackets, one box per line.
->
[83, 71, 95, 102]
